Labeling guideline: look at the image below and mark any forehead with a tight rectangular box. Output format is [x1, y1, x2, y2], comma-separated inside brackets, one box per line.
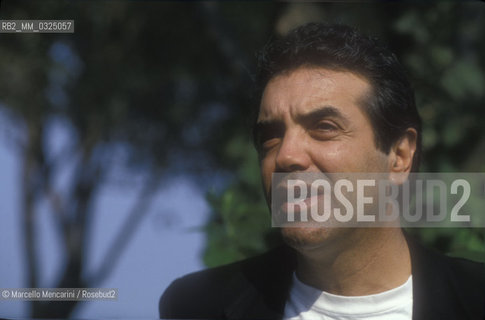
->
[258, 67, 371, 122]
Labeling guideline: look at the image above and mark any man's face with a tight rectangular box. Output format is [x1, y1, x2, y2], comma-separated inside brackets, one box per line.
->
[257, 67, 392, 252]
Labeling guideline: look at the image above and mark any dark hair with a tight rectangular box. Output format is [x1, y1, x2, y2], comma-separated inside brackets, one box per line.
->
[254, 23, 422, 171]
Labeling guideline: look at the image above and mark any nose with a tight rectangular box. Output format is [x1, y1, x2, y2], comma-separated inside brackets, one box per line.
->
[275, 130, 311, 172]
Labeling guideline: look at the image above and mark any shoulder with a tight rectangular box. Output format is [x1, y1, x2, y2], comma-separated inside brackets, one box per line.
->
[407, 235, 485, 319]
[159, 245, 295, 319]
[412, 237, 485, 290]
[158, 262, 239, 319]
[428, 251, 485, 319]
[439, 252, 485, 297]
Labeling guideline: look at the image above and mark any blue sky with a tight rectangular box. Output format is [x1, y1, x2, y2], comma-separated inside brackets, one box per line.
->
[0, 111, 209, 318]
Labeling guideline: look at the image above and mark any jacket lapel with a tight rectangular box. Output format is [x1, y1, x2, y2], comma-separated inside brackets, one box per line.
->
[223, 245, 296, 319]
[408, 235, 453, 319]
[407, 234, 485, 320]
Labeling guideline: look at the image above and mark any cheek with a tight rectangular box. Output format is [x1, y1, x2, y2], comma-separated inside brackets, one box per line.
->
[310, 143, 355, 171]
[311, 141, 381, 172]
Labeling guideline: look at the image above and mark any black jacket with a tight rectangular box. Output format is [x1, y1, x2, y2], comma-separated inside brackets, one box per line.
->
[160, 237, 485, 319]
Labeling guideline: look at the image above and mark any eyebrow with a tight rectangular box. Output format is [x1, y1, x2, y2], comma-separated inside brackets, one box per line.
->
[295, 105, 350, 126]
[253, 105, 348, 147]
[255, 105, 349, 127]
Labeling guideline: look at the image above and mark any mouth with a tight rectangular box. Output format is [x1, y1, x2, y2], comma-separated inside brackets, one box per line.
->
[279, 190, 324, 212]
[269, 172, 336, 226]
[273, 173, 327, 200]
[273, 178, 326, 220]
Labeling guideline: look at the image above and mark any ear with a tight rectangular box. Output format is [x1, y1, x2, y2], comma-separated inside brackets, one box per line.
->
[389, 128, 417, 177]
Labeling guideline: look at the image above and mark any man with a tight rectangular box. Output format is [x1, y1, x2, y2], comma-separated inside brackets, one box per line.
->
[159, 23, 485, 320]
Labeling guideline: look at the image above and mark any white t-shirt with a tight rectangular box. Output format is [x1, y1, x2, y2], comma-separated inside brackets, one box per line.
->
[284, 273, 413, 320]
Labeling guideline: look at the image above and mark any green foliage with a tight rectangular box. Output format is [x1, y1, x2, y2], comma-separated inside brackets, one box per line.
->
[203, 184, 271, 267]
[407, 228, 485, 263]
[203, 137, 281, 267]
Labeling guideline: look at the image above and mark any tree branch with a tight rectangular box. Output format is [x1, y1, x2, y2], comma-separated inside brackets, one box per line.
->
[86, 170, 162, 286]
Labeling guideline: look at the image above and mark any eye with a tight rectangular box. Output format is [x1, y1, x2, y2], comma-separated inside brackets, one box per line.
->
[260, 132, 281, 151]
[314, 121, 338, 131]
[310, 121, 340, 140]
[255, 122, 284, 152]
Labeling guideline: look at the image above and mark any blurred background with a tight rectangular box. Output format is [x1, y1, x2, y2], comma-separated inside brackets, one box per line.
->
[0, 1, 484, 318]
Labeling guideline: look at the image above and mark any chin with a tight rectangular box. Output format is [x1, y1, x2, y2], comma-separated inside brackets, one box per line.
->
[280, 226, 355, 257]
[281, 227, 331, 250]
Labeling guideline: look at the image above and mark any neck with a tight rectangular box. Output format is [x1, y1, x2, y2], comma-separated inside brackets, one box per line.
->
[295, 228, 411, 296]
